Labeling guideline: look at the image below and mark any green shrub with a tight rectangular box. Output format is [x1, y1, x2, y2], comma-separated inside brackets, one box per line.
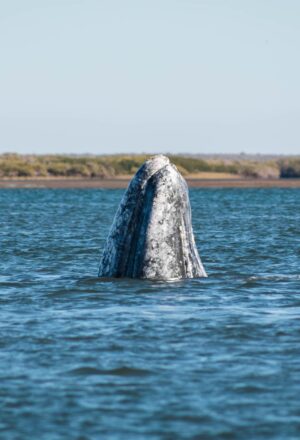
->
[279, 159, 300, 178]
[65, 164, 90, 177]
[0, 158, 35, 177]
[46, 163, 68, 176]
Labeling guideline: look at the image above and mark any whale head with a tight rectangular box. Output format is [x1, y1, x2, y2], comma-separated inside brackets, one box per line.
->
[98, 155, 207, 280]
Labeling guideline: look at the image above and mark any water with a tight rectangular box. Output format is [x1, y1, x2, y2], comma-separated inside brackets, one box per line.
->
[1, 188, 300, 440]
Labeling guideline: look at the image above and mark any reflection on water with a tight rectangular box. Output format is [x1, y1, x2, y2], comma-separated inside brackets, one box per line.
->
[1, 188, 300, 439]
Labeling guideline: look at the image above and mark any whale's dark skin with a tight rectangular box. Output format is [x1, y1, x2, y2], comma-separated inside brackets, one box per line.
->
[98, 155, 207, 280]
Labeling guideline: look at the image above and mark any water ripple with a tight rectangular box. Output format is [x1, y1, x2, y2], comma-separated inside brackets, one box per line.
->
[1, 188, 300, 439]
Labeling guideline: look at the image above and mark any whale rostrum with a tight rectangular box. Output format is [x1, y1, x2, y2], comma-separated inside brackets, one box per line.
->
[98, 155, 207, 280]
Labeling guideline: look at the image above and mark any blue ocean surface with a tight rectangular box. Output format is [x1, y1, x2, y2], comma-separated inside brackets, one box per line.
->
[1, 188, 300, 440]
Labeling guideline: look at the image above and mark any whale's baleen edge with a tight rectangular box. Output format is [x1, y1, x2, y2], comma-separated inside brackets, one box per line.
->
[98, 155, 207, 280]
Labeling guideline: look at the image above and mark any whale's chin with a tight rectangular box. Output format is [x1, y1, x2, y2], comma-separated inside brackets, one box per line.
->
[98, 155, 207, 280]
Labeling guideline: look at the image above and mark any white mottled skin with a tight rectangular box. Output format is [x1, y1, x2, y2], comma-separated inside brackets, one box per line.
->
[99, 155, 207, 280]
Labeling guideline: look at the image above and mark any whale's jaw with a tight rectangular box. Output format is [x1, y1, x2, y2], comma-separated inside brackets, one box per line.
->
[98, 155, 207, 280]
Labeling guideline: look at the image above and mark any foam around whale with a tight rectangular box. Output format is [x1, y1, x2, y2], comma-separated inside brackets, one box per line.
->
[98, 155, 207, 280]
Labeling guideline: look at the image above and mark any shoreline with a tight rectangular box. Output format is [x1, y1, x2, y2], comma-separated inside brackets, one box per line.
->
[1, 177, 300, 189]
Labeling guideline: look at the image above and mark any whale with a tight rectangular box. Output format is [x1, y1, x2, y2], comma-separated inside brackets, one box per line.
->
[98, 155, 207, 280]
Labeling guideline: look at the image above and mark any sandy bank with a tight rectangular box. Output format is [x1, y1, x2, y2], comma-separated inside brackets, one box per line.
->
[1, 177, 300, 189]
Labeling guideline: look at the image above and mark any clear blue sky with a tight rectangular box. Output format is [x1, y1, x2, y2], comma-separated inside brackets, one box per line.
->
[0, 0, 299, 155]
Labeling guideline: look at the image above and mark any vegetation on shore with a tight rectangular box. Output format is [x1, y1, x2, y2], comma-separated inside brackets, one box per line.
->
[0, 153, 299, 179]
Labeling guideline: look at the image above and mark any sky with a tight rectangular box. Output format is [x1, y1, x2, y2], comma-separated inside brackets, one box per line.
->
[0, 0, 299, 155]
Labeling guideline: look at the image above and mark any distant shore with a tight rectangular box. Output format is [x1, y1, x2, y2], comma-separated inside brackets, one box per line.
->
[1, 177, 300, 189]
[1, 153, 300, 183]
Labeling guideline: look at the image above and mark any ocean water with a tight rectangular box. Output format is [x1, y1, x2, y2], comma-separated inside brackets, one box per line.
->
[1, 188, 300, 440]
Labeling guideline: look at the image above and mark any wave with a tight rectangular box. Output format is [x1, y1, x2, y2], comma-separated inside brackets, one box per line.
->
[247, 274, 300, 282]
[67, 366, 151, 377]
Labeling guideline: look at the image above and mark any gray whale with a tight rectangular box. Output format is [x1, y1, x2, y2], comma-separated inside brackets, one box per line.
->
[98, 155, 207, 280]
